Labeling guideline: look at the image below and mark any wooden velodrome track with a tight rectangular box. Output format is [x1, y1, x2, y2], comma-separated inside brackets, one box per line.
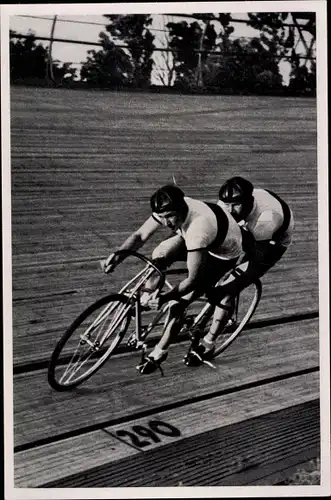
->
[10, 87, 319, 488]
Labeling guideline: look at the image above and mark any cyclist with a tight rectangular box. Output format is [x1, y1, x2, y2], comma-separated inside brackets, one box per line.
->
[208, 175, 294, 301]
[101, 184, 244, 374]
[184, 176, 295, 361]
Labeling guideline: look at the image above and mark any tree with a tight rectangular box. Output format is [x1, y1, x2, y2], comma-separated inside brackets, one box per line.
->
[165, 14, 283, 94]
[10, 30, 48, 81]
[166, 17, 217, 90]
[104, 14, 155, 88]
[247, 12, 316, 95]
[10, 30, 77, 84]
[166, 12, 283, 93]
[288, 56, 316, 96]
[203, 36, 283, 94]
[80, 32, 132, 87]
[153, 15, 176, 87]
[53, 61, 77, 84]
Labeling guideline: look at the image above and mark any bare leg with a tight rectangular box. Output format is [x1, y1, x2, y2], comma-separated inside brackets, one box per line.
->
[204, 295, 233, 344]
[156, 303, 184, 350]
[143, 273, 162, 293]
[150, 291, 195, 359]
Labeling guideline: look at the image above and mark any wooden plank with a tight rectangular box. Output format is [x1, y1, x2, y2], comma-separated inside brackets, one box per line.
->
[14, 371, 318, 487]
[13, 319, 318, 448]
[11, 247, 319, 366]
[12, 284, 319, 367]
[10, 88, 319, 366]
[104, 372, 319, 447]
[14, 430, 139, 488]
[40, 400, 319, 487]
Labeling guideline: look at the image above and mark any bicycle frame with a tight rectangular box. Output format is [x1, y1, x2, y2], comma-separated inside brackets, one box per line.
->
[126, 274, 174, 350]
[48, 248, 262, 392]
[80, 252, 171, 350]
[84, 250, 246, 354]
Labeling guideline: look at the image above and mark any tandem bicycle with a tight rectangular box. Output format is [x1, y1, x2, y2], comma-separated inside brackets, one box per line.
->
[48, 250, 262, 391]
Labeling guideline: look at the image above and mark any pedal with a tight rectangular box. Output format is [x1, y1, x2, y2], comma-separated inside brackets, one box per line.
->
[225, 318, 237, 332]
[136, 340, 147, 349]
[127, 334, 137, 347]
[184, 315, 194, 328]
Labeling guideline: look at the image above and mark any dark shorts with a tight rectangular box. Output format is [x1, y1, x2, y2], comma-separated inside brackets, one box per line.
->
[212, 242, 288, 301]
[152, 234, 238, 301]
[241, 228, 287, 273]
[248, 241, 287, 276]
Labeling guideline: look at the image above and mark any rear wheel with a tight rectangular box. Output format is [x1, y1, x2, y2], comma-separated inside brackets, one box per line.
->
[48, 294, 132, 391]
[213, 280, 262, 357]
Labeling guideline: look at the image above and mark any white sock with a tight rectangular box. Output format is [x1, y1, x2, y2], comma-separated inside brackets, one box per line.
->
[150, 345, 168, 360]
[202, 335, 216, 347]
[140, 291, 152, 306]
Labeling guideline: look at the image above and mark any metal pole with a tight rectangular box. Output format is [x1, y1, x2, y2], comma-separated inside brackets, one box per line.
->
[48, 15, 58, 84]
[196, 20, 209, 88]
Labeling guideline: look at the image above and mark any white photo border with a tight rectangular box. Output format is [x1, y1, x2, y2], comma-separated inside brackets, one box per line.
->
[1, 2, 329, 498]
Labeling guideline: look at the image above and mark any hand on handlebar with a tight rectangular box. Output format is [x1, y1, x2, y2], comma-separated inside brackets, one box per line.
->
[146, 290, 162, 310]
[100, 253, 120, 274]
[148, 290, 180, 311]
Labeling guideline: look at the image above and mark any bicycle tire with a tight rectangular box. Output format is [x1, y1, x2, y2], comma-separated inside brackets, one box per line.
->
[48, 293, 131, 391]
[213, 280, 262, 357]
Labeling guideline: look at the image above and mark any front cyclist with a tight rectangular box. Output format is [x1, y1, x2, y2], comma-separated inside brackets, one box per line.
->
[101, 184, 243, 374]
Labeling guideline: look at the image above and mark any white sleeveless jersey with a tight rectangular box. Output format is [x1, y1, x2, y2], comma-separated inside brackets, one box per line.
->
[219, 189, 294, 246]
[175, 197, 242, 260]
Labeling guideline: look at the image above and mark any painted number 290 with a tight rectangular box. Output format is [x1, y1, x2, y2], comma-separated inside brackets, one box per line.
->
[116, 420, 181, 448]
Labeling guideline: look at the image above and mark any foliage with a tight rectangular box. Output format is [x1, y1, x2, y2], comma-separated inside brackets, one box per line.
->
[247, 12, 316, 95]
[80, 15, 155, 89]
[104, 14, 155, 88]
[80, 32, 132, 87]
[166, 17, 218, 90]
[10, 30, 77, 84]
[204, 37, 283, 94]
[166, 15, 284, 94]
[288, 59, 316, 96]
[247, 12, 294, 55]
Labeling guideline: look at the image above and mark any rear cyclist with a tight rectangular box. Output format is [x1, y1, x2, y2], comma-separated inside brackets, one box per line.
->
[217, 176, 294, 279]
[197, 175, 294, 308]
[101, 184, 244, 374]
[188, 177, 294, 361]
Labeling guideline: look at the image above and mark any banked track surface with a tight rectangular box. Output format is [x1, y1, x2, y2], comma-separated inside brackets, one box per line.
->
[14, 317, 319, 487]
[42, 400, 320, 487]
[10, 88, 320, 488]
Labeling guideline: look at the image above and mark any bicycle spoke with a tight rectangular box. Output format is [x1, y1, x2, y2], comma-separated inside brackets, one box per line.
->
[48, 252, 167, 391]
[60, 348, 94, 384]
[183, 282, 261, 361]
[213, 281, 261, 357]
[49, 295, 131, 388]
[83, 300, 120, 341]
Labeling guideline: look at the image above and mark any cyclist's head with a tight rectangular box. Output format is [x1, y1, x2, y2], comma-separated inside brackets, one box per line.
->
[218, 176, 254, 221]
[150, 184, 188, 230]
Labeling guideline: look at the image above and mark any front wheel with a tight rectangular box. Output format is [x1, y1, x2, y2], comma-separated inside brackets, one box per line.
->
[213, 280, 262, 357]
[48, 293, 132, 391]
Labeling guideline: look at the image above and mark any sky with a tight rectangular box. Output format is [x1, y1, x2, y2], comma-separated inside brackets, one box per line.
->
[9, 12, 314, 85]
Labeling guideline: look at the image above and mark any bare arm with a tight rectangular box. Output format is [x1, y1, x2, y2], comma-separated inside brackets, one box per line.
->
[102, 216, 160, 271]
[160, 250, 208, 301]
[118, 216, 161, 252]
[252, 210, 283, 241]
